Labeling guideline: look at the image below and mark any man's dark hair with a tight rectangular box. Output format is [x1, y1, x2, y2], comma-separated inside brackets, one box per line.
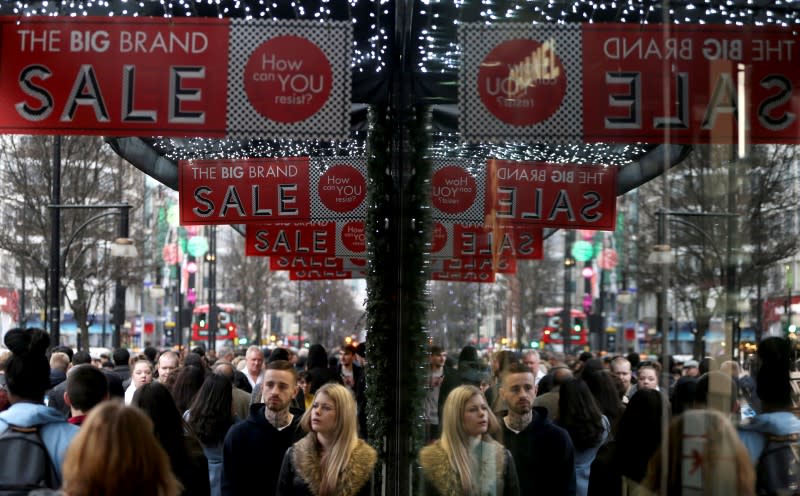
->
[53, 345, 74, 361]
[112, 348, 130, 367]
[66, 364, 108, 411]
[143, 346, 158, 364]
[191, 345, 206, 357]
[266, 359, 298, 381]
[429, 345, 443, 356]
[72, 350, 91, 366]
[503, 361, 534, 381]
[268, 347, 289, 363]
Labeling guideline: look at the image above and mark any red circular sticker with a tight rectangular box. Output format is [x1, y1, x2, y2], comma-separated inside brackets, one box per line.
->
[244, 35, 332, 123]
[431, 166, 477, 215]
[341, 221, 365, 253]
[318, 165, 366, 213]
[477, 38, 567, 126]
[430, 222, 448, 253]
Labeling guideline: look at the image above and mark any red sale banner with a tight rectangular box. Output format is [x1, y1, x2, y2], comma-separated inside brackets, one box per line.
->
[0, 17, 229, 136]
[485, 161, 616, 231]
[442, 257, 517, 274]
[245, 222, 337, 257]
[0, 17, 351, 139]
[451, 223, 544, 260]
[290, 270, 363, 280]
[269, 256, 343, 271]
[180, 157, 310, 225]
[431, 271, 496, 283]
[460, 22, 800, 144]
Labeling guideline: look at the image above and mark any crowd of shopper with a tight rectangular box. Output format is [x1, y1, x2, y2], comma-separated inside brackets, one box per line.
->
[0, 328, 798, 496]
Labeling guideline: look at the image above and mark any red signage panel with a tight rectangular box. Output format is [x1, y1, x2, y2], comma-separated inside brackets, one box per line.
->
[582, 24, 800, 144]
[269, 256, 343, 271]
[180, 157, 310, 225]
[452, 223, 544, 260]
[0, 17, 230, 136]
[485, 161, 616, 231]
[245, 222, 336, 256]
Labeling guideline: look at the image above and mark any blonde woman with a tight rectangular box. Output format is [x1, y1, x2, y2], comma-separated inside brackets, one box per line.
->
[58, 401, 180, 496]
[420, 385, 520, 496]
[277, 383, 377, 496]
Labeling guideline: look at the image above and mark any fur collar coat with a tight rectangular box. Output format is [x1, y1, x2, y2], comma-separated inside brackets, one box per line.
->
[277, 433, 377, 496]
[419, 438, 520, 496]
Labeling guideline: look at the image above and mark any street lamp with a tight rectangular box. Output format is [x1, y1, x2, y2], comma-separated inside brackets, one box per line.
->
[48, 203, 137, 349]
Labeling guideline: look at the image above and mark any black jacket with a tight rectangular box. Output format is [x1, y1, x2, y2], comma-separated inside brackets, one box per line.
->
[498, 407, 576, 496]
[221, 404, 304, 496]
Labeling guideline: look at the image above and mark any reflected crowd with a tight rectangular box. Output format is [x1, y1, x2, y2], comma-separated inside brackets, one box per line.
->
[1, 327, 798, 496]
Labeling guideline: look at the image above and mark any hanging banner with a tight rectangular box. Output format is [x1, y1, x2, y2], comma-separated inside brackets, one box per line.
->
[269, 255, 344, 271]
[180, 157, 367, 225]
[289, 269, 364, 280]
[0, 17, 351, 139]
[270, 256, 368, 271]
[485, 161, 617, 231]
[440, 257, 517, 274]
[180, 157, 311, 225]
[449, 223, 544, 260]
[245, 222, 337, 257]
[431, 271, 496, 283]
[459, 22, 800, 144]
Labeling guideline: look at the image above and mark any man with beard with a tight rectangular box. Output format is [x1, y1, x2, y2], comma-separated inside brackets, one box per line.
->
[221, 360, 304, 496]
[499, 362, 576, 496]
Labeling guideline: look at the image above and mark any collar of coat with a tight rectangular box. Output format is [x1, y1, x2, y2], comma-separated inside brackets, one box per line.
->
[419, 438, 507, 496]
[292, 433, 377, 496]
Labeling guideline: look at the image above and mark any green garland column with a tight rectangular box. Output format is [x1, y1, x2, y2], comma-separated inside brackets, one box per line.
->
[365, 103, 432, 494]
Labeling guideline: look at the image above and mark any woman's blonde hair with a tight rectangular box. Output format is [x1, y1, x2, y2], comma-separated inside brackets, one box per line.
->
[440, 385, 500, 494]
[643, 409, 755, 496]
[299, 383, 360, 496]
[61, 401, 181, 496]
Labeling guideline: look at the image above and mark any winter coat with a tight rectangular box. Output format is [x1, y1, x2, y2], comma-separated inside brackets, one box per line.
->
[0, 402, 79, 481]
[277, 433, 377, 496]
[738, 410, 800, 462]
[419, 438, 520, 496]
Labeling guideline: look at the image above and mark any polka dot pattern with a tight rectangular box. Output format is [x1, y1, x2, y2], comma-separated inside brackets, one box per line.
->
[227, 19, 352, 140]
[430, 158, 486, 223]
[459, 23, 583, 143]
[309, 157, 368, 220]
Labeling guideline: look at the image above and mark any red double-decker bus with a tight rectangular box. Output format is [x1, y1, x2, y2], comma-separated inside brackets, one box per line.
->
[540, 308, 588, 346]
[191, 303, 242, 341]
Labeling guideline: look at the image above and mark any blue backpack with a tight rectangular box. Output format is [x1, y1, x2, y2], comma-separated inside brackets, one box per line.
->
[0, 424, 60, 495]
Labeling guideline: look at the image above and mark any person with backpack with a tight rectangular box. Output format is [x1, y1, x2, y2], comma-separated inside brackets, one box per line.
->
[738, 336, 800, 495]
[0, 328, 79, 492]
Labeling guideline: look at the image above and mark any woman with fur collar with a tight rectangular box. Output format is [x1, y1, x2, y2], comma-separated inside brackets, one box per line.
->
[277, 383, 376, 496]
[419, 385, 520, 496]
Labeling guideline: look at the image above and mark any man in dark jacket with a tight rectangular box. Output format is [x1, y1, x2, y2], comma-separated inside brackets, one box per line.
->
[221, 360, 304, 496]
[111, 348, 131, 385]
[498, 362, 576, 496]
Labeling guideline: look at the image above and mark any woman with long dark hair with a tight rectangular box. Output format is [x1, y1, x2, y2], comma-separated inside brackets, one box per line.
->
[133, 382, 210, 496]
[170, 365, 207, 414]
[186, 374, 236, 496]
[557, 378, 609, 496]
[587, 388, 664, 496]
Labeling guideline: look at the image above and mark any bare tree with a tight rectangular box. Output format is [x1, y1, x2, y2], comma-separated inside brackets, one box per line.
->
[636, 144, 800, 356]
[0, 136, 142, 349]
